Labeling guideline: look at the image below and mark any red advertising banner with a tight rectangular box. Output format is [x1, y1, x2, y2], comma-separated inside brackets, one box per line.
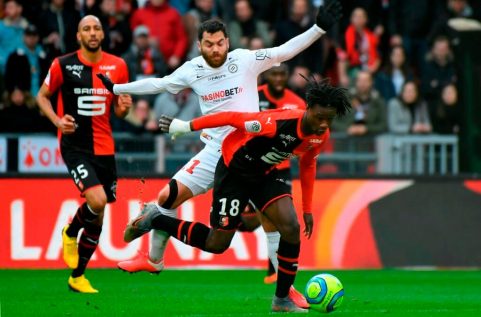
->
[3, 178, 480, 269]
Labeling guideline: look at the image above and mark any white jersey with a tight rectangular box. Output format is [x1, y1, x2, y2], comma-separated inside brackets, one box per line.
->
[114, 25, 325, 148]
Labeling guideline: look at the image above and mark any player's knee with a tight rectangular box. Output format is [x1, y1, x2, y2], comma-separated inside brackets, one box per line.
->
[158, 179, 179, 209]
[87, 194, 107, 213]
[205, 241, 230, 254]
[204, 231, 232, 253]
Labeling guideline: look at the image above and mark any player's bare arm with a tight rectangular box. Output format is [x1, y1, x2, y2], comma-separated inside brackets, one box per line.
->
[36, 84, 77, 134]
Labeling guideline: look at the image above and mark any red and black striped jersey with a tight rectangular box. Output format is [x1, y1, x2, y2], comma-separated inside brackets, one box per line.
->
[258, 84, 306, 170]
[44, 51, 129, 155]
[191, 109, 329, 212]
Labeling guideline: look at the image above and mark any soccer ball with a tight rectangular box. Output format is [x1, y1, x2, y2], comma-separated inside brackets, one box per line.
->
[304, 273, 344, 313]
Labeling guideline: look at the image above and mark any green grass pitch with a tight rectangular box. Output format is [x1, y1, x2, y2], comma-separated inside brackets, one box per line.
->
[1, 269, 481, 316]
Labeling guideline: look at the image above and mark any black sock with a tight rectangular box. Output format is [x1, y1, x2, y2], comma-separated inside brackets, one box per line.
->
[267, 259, 276, 276]
[151, 214, 210, 250]
[71, 221, 102, 278]
[66, 203, 96, 237]
[275, 239, 300, 298]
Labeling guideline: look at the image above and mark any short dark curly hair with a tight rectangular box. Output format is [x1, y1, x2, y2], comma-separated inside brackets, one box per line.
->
[304, 77, 351, 117]
[198, 19, 228, 41]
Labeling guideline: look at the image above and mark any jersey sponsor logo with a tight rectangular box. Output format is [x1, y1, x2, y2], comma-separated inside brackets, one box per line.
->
[309, 139, 323, 144]
[260, 148, 291, 165]
[281, 104, 300, 110]
[245, 120, 261, 133]
[227, 63, 238, 73]
[66, 64, 84, 78]
[280, 134, 296, 147]
[280, 134, 296, 142]
[74, 88, 110, 95]
[99, 65, 116, 71]
[208, 74, 226, 81]
[255, 49, 271, 60]
[200, 87, 244, 102]
[77, 96, 107, 116]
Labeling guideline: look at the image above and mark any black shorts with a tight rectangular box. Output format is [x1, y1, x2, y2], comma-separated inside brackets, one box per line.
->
[61, 147, 117, 203]
[211, 159, 292, 230]
[244, 167, 292, 213]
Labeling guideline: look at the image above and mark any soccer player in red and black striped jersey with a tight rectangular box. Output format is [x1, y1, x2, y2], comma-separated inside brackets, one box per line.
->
[124, 78, 350, 312]
[36, 15, 132, 293]
[256, 63, 307, 284]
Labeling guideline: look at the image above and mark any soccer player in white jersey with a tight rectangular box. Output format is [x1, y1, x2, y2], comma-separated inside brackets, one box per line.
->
[97, 0, 342, 309]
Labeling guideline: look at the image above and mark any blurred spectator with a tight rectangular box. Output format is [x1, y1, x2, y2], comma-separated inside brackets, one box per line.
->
[287, 65, 311, 98]
[183, 0, 218, 60]
[339, 0, 387, 36]
[130, 0, 188, 71]
[122, 25, 168, 82]
[332, 70, 387, 136]
[152, 88, 201, 122]
[430, 0, 481, 41]
[0, 0, 28, 73]
[0, 87, 53, 133]
[4, 24, 49, 97]
[387, 80, 432, 134]
[421, 35, 456, 106]
[430, 83, 460, 134]
[251, 0, 287, 28]
[227, 0, 272, 49]
[37, 0, 81, 61]
[169, 0, 191, 15]
[274, 0, 325, 75]
[375, 45, 414, 102]
[341, 7, 381, 81]
[112, 98, 157, 134]
[84, 0, 133, 56]
[388, 0, 443, 73]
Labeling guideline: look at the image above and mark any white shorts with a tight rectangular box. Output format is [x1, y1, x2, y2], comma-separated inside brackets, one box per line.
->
[173, 144, 221, 196]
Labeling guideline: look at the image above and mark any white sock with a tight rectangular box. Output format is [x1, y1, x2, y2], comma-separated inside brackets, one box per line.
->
[266, 231, 281, 273]
[148, 204, 178, 262]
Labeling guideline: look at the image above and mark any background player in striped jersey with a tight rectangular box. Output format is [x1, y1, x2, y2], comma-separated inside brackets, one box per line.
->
[98, 0, 342, 307]
[37, 15, 132, 293]
[126, 78, 351, 312]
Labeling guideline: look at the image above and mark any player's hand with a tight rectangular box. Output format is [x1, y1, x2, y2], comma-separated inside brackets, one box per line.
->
[159, 115, 191, 140]
[316, 0, 342, 31]
[115, 94, 132, 117]
[56, 114, 77, 134]
[158, 114, 174, 133]
[96, 73, 115, 93]
[303, 213, 314, 239]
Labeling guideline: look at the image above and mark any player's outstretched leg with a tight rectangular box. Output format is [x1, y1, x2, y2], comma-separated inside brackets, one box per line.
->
[118, 250, 164, 274]
[118, 204, 169, 273]
[123, 203, 162, 242]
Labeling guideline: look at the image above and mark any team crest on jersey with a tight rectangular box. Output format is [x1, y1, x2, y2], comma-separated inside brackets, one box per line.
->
[219, 216, 229, 227]
[66, 64, 84, 78]
[245, 120, 261, 133]
[228, 63, 238, 73]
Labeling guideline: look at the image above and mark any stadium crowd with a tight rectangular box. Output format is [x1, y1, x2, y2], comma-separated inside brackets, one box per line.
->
[0, 0, 479, 136]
